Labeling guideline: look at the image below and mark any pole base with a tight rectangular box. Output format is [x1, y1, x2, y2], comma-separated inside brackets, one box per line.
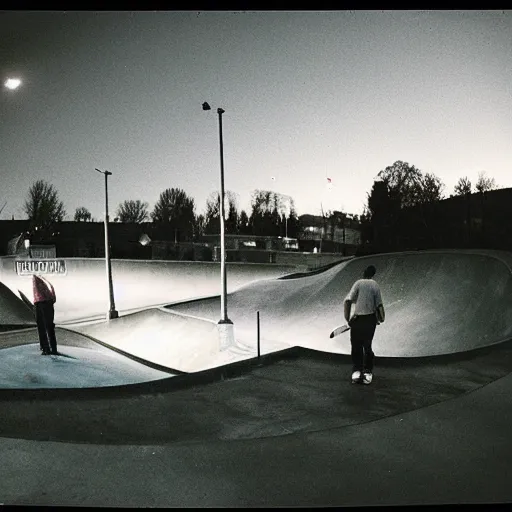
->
[107, 310, 119, 320]
[217, 319, 235, 351]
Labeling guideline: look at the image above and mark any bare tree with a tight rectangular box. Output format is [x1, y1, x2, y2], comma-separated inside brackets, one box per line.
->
[453, 177, 472, 196]
[475, 171, 497, 193]
[204, 191, 220, 234]
[74, 206, 92, 222]
[116, 199, 149, 223]
[24, 180, 66, 229]
[194, 213, 206, 237]
[203, 190, 238, 234]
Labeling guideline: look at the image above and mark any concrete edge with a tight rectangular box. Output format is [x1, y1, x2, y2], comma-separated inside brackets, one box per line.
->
[56, 326, 184, 375]
[4, 333, 512, 401]
[0, 346, 303, 400]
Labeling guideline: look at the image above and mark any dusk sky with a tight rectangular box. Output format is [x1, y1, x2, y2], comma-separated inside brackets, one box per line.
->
[1, 10, 511, 222]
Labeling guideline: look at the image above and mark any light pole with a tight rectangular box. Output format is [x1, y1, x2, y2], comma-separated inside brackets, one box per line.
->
[202, 101, 234, 349]
[95, 168, 118, 320]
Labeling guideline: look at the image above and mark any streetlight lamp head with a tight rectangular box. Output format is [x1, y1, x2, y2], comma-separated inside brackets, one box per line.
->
[217, 108, 225, 115]
[202, 102, 211, 111]
[95, 168, 112, 176]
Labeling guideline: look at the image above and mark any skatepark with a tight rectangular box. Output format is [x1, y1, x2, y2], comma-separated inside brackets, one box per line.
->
[0, 249, 511, 506]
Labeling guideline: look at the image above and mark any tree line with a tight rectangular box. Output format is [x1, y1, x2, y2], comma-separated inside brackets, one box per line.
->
[360, 160, 499, 252]
[20, 162, 501, 247]
[21, 181, 304, 242]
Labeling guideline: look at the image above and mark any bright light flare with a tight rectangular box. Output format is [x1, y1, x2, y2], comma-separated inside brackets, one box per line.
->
[4, 78, 22, 90]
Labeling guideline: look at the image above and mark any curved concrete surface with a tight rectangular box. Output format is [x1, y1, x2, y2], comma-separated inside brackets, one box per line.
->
[0, 344, 174, 389]
[169, 249, 512, 357]
[0, 342, 512, 506]
[0, 327, 175, 389]
[69, 308, 222, 373]
[0, 281, 36, 327]
[70, 306, 291, 373]
[0, 250, 512, 506]
[0, 257, 297, 323]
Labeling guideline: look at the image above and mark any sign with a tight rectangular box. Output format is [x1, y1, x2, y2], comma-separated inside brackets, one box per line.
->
[15, 259, 67, 276]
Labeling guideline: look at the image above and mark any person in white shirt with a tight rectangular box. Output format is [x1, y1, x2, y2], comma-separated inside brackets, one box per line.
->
[344, 265, 385, 385]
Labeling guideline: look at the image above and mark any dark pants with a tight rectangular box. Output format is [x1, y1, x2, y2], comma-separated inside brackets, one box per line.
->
[350, 314, 377, 373]
[35, 301, 57, 354]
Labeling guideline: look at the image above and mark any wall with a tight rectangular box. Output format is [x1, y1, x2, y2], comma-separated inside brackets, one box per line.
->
[0, 257, 298, 323]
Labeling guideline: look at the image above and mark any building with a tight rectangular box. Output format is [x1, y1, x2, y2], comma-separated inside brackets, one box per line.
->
[298, 214, 361, 255]
[0, 214, 360, 263]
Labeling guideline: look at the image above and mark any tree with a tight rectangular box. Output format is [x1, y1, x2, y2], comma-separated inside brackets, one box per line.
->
[453, 177, 472, 196]
[194, 213, 206, 238]
[203, 192, 220, 235]
[283, 198, 301, 239]
[238, 210, 250, 234]
[359, 208, 373, 245]
[376, 160, 423, 209]
[286, 212, 302, 239]
[366, 180, 396, 250]
[116, 199, 149, 223]
[24, 180, 66, 230]
[249, 189, 292, 236]
[415, 173, 445, 204]
[225, 191, 239, 234]
[151, 188, 196, 241]
[367, 161, 445, 250]
[474, 172, 497, 248]
[203, 190, 238, 234]
[475, 171, 497, 193]
[74, 206, 92, 222]
[376, 160, 444, 209]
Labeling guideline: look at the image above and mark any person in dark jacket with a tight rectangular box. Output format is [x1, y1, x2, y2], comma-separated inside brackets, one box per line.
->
[32, 274, 58, 355]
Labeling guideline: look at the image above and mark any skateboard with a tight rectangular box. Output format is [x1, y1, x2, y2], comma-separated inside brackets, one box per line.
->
[329, 323, 350, 338]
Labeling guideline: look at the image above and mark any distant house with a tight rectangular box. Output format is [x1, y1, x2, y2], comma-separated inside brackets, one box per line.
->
[299, 214, 361, 253]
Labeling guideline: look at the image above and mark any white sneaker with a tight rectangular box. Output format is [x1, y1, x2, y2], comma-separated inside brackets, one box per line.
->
[363, 372, 373, 385]
[351, 371, 361, 383]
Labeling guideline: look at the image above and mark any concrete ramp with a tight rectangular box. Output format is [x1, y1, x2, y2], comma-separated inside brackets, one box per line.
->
[168, 250, 512, 357]
[0, 282, 36, 327]
[0, 258, 297, 323]
[69, 308, 224, 373]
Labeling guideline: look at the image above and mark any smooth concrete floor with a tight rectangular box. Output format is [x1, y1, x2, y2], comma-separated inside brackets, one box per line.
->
[0, 337, 511, 506]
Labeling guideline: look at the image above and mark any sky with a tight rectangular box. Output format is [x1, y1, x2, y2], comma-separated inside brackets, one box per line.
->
[1, 10, 511, 221]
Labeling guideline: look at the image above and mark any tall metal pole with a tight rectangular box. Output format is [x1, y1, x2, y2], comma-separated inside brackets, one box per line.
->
[96, 168, 118, 320]
[202, 101, 234, 351]
[217, 107, 230, 324]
